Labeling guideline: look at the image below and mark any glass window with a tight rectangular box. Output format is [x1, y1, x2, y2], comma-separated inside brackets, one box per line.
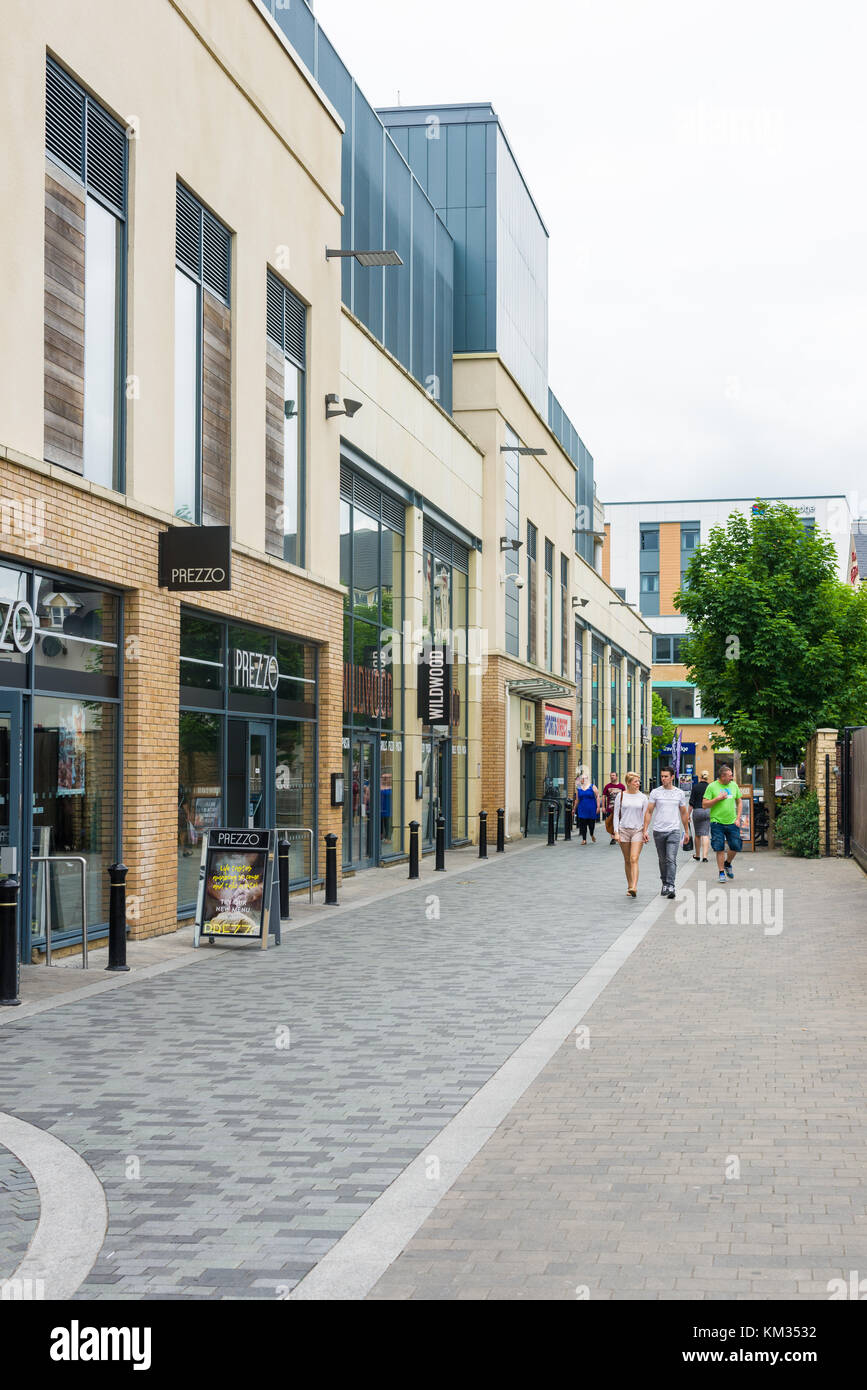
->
[681, 528, 699, 551]
[352, 511, 380, 618]
[340, 500, 352, 593]
[83, 197, 121, 489]
[180, 612, 224, 692]
[0, 564, 30, 673]
[276, 719, 315, 882]
[31, 696, 117, 936]
[640, 528, 659, 551]
[282, 359, 304, 565]
[34, 579, 118, 682]
[173, 268, 199, 521]
[276, 636, 316, 711]
[177, 711, 221, 910]
[640, 573, 659, 593]
[381, 526, 402, 633]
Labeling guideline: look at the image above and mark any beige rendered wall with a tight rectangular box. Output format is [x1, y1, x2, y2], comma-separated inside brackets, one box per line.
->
[0, 0, 344, 583]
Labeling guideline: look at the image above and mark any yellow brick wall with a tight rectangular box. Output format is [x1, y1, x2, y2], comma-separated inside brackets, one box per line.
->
[0, 452, 344, 944]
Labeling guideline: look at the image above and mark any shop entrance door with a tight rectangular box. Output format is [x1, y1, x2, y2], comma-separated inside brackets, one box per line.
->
[0, 693, 23, 955]
[345, 735, 376, 869]
[422, 734, 450, 848]
[227, 719, 274, 830]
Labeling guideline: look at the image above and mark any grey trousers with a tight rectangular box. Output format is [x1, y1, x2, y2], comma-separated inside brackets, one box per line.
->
[653, 829, 681, 888]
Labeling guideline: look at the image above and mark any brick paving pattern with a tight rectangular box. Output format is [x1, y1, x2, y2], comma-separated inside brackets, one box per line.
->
[0, 839, 644, 1299]
[0, 1148, 40, 1283]
[368, 854, 867, 1300]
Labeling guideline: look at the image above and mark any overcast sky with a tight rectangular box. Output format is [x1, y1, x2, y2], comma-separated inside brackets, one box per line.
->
[314, 0, 867, 511]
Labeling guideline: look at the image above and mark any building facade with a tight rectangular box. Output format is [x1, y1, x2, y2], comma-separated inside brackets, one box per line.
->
[1, 0, 651, 965]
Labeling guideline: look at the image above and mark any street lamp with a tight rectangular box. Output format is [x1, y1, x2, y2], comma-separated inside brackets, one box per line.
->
[499, 444, 547, 456]
[326, 248, 403, 267]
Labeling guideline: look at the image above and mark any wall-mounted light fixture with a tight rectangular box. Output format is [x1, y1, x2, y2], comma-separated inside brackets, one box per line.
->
[571, 596, 589, 608]
[609, 599, 635, 608]
[325, 394, 363, 420]
[326, 247, 403, 267]
[499, 536, 523, 553]
[499, 444, 547, 456]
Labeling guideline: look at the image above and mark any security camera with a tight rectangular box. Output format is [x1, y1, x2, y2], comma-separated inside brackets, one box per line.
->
[513, 574, 525, 590]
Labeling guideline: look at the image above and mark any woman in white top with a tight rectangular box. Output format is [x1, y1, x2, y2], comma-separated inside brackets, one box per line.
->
[613, 770, 649, 898]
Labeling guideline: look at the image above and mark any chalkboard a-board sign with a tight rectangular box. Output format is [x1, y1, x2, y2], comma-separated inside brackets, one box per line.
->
[194, 828, 280, 948]
[737, 786, 755, 852]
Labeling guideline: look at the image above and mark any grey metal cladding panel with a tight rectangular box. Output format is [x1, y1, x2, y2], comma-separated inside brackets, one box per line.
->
[486, 120, 497, 174]
[446, 123, 467, 210]
[427, 125, 447, 207]
[384, 142, 412, 367]
[465, 206, 487, 302]
[353, 92, 384, 342]
[465, 294, 487, 351]
[639, 593, 659, 617]
[316, 31, 352, 123]
[411, 183, 435, 383]
[466, 122, 486, 208]
[389, 124, 409, 159]
[407, 125, 429, 189]
[271, 0, 316, 71]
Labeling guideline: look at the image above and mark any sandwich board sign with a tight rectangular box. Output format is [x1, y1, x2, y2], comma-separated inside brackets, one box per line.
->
[194, 828, 281, 948]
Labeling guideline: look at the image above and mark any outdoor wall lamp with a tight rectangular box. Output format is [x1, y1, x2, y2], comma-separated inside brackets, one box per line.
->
[572, 596, 589, 608]
[325, 394, 363, 420]
[499, 536, 523, 552]
[499, 444, 547, 456]
[326, 247, 403, 267]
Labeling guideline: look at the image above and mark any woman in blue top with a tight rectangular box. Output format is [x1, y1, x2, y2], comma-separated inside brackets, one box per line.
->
[573, 768, 601, 844]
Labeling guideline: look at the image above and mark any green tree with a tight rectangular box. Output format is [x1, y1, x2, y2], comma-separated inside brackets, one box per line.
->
[676, 502, 867, 846]
[651, 691, 676, 759]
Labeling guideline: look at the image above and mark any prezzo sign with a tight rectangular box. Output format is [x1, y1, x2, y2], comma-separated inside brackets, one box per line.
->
[158, 525, 232, 591]
[232, 648, 279, 692]
[0, 600, 37, 654]
[543, 704, 572, 746]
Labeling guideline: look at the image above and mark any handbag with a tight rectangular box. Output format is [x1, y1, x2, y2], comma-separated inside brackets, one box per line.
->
[604, 811, 615, 835]
[682, 834, 693, 852]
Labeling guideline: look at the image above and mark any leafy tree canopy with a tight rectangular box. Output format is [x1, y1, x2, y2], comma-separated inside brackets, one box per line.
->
[651, 691, 676, 758]
[676, 502, 867, 766]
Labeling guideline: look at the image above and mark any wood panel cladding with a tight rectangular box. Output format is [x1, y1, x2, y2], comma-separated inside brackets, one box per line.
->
[201, 289, 231, 526]
[264, 337, 284, 558]
[44, 164, 85, 471]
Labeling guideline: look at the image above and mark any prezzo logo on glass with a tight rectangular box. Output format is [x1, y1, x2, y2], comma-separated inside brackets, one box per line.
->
[232, 648, 279, 692]
[0, 599, 38, 654]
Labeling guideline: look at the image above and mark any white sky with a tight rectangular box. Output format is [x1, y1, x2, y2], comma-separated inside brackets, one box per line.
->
[314, 0, 867, 510]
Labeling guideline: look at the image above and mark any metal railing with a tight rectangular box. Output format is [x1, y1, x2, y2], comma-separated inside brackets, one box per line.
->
[275, 826, 314, 904]
[523, 798, 563, 839]
[31, 855, 89, 969]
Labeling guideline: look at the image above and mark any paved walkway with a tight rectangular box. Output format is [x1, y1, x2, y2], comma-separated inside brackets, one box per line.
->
[1, 836, 865, 1301]
[367, 852, 867, 1300]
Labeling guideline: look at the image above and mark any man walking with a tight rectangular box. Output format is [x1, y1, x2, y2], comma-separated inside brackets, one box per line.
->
[703, 764, 743, 882]
[602, 770, 626, 845]
[643, 766, 690, 899]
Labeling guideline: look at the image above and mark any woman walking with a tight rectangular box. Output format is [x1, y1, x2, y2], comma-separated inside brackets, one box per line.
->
[613, 771, 649, 896]
[689, 769, 711, 862]
[573, 768, 601, 844]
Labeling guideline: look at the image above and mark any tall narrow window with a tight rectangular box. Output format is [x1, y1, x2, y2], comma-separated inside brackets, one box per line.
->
[44, 57, 126, 488]
[174, 183, 231, 525]
[266, 271, 307, 565]
[527, 523, 537, 665]
[544, 540, 554, 672]
[503, 426, 520, 657]
[560, 554, 568, 677]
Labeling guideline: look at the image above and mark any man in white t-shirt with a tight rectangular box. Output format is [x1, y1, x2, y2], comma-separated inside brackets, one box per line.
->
[643, 766, 690, 899]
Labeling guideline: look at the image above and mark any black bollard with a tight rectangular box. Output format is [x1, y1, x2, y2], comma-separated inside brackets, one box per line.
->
[563, 800, 572, 842]
[547, 801, 556, 845]
[408, 820, 420, 879]
[478, 810, 488, 859]
[496, 807, 505, 853]
[278, 836, 291, 919]
[106, 863, 130, 972]
[0, 876, 21, 1007]
[324, 832, 338, 905]
[435, 814, 446, 871]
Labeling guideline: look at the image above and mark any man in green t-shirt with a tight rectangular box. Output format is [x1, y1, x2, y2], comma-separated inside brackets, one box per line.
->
[703, 764, 743, 881]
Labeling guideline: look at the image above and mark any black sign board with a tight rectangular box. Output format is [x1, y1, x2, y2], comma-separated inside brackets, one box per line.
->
[418, 643, 452, 725]
[158, 525, 232, 591]
[194, 828, 278, 948]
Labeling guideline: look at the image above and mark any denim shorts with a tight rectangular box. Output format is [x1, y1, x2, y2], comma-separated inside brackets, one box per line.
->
[711, 821, 742, 853]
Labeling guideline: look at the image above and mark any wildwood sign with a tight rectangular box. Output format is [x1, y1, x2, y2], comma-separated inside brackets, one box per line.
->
[343, 662, 394, 720]
[417, 643, 451, 725]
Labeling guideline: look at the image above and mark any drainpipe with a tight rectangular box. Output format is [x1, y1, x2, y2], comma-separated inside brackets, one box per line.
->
[504, 681, 512, 840]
